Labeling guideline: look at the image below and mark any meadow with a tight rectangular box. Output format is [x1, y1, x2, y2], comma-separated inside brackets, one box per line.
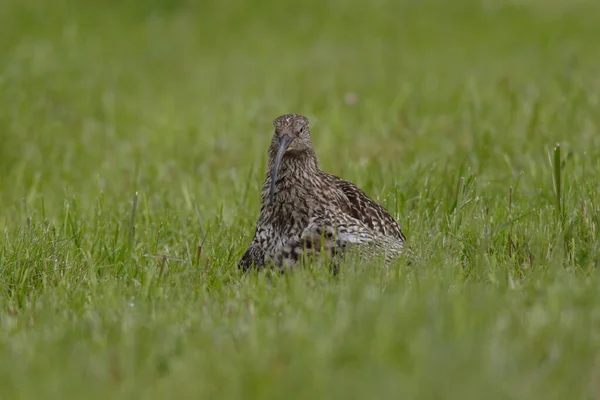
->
[1, 0, 600, 398]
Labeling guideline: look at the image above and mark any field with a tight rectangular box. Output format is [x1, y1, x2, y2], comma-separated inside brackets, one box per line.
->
[1, 0, 600, 398]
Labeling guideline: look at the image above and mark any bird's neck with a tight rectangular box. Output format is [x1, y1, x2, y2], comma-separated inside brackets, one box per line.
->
[263, 150, 320, 200]
[261, 150, 321, 211]
[267, 150, 319, 175]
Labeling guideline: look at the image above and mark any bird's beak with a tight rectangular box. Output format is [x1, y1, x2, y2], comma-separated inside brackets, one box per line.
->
[269, 133, 293, 204]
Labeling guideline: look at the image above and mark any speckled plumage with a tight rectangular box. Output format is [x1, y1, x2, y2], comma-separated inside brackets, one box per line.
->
[239, 114, 407, 272]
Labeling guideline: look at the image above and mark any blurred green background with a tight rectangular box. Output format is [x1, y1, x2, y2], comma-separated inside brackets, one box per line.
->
[2, 0, 599, 218]
[1, 0, 600, 399]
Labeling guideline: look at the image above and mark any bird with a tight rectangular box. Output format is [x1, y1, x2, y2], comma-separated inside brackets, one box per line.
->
[238, 113, 407, 273]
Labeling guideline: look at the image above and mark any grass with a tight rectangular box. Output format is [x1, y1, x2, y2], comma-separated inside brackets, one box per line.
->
[1, 0, 600, 398]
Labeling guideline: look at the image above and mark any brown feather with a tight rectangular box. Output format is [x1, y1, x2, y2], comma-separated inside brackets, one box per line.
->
[238, 114, 407, 272]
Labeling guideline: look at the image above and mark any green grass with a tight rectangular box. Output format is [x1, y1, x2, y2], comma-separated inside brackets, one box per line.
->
[1, 0, 600, 398]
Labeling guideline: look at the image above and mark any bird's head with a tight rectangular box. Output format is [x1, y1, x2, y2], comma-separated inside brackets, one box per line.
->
[268, 113, 314, 203]
[271, 113, 312, 154]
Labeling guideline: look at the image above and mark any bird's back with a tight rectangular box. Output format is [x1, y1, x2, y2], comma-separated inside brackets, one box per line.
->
[321, 172, 406, 243]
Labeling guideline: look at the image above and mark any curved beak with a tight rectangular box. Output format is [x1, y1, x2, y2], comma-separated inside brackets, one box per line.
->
[269, 133, 293, 204]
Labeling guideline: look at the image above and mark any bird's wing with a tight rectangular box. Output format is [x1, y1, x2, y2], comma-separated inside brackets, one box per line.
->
[325, 174, 406, 242]
[238, 238, 265, 271]
[238, 222, 267, 271]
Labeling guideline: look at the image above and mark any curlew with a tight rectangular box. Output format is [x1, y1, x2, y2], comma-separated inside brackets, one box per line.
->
[238, 113, 407, 272]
